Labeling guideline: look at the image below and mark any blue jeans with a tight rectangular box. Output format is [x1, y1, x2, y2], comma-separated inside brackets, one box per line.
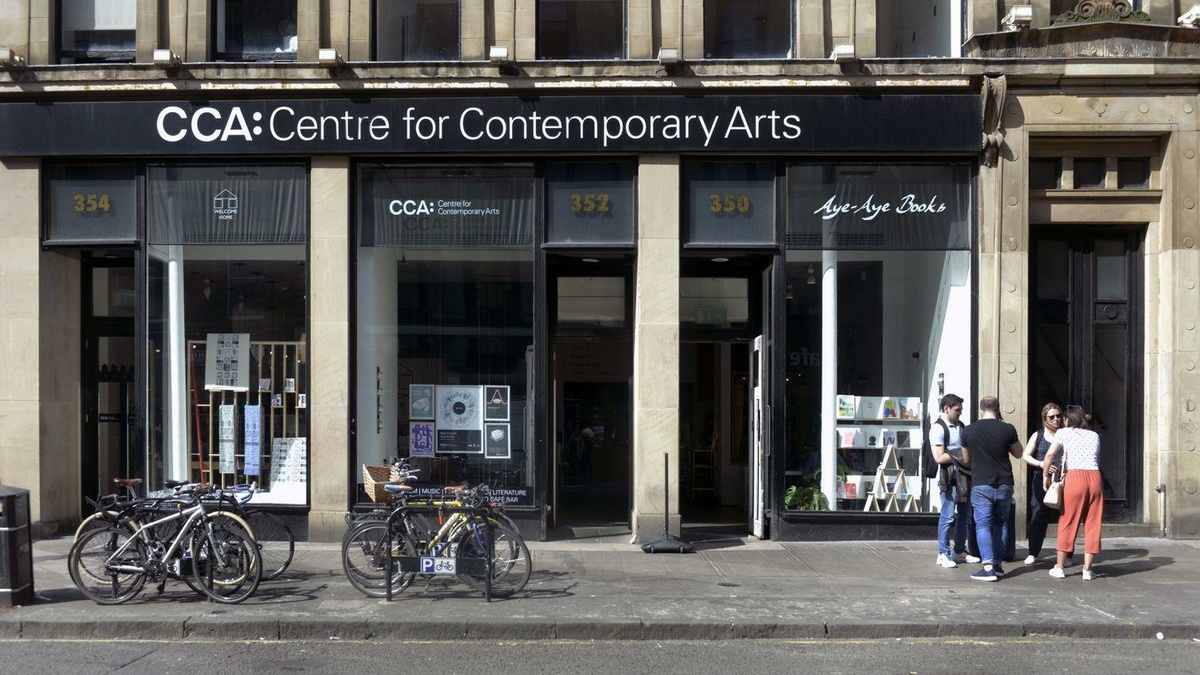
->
[971, 484, 1014, 566]
[937, 487, 972, 557]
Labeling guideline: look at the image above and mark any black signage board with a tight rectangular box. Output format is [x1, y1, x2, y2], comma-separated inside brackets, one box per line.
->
[0, 95, 980, 156]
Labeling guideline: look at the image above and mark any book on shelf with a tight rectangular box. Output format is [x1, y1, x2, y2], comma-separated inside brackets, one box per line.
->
[843, 481, 858, 500]
[882, 398, 898, 419]
[896, 430, 911, 449]
[899, 397, 922, 421]
[837, 427, 862, 448]
[836, 395, 857, 419]
[857, 397, 883, 420]
[862, 426, 884, 448]
[882, 429, 896, 448]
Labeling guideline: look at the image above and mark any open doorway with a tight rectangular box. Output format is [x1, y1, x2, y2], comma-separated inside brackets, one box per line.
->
[680, 342, 751, 532]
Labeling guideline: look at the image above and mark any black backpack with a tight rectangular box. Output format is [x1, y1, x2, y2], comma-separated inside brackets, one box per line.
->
[920, 416, 944, 479]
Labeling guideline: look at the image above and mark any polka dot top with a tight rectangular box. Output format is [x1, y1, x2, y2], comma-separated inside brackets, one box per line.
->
[1055, 427, 1100, 472]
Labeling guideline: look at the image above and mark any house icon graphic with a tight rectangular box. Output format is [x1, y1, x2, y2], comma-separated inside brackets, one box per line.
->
[213, 189, 239, 219]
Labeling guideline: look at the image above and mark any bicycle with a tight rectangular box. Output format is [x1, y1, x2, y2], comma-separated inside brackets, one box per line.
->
[342, 481, 530, 598]
[67, 484, 262, 605]
[76, 478, 292, 582]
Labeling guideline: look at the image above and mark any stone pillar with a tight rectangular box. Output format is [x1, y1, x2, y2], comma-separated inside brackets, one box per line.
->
[308, 157, 352, 542]
[797, 0, 828, 59]
[0, 160, 48, 529]
[631, 155, 680, 543]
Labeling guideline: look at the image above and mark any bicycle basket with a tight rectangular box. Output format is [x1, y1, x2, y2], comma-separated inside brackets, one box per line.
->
[362, 464, 397, 504]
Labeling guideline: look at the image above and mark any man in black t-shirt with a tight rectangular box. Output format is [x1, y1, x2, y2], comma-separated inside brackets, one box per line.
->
[960, 396, 1022, 582]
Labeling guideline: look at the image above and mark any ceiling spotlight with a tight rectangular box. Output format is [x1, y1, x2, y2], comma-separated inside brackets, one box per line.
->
[711, 257, 729, 263]
[582, 258, 600, 263]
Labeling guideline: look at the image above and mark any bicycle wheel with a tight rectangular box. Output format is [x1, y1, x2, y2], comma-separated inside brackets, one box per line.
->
[454, 518, 531, 597]
[190, 524, 262, 604]
[68, 526, 147, 604]
[341, 520, 417, 598]
[243, 511, 295, 581]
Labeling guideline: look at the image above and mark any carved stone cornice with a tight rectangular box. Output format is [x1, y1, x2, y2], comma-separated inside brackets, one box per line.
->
[964, 22, 1200, 58]
[1051, 1, 1152, 26]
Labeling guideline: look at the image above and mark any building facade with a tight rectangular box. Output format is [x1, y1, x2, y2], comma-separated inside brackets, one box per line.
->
[0, 1, 1196, 543]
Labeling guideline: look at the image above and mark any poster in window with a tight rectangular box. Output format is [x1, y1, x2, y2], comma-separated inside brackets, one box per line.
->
[218, 404, 236, 474]
[204, 333, 250, 391]
[410, 421, 435, 458]
[485, 423, 511, 459]
[409, 384, 435, 420]
[244, 404, 262, 477]
[435, 385, 483, 454]
[484, 385, 510, 422]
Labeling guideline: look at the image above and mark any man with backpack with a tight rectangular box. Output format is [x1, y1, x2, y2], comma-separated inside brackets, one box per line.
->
[931, 393, 978, 568]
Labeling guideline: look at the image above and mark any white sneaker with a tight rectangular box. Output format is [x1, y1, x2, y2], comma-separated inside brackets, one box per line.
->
[1049, 566, 1066, 579]
[936, 553, 957, 568]
[1082, 569, 1096, 581]
[1024, 555, 1037, 565]
[956, 553, 982, 564]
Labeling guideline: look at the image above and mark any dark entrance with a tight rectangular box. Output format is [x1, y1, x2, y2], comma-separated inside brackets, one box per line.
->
[548, 254, 633, 535]
[81, 252, 140, 508]
[1030, 227, 1144, 523]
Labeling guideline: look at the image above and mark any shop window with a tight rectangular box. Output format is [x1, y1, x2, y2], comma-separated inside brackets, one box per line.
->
[374, 0, 460, 61]
[356, 164, 536, 507]
[58, 0, 136, 63]
[146, 162, 309, 505]
[1029, 158, 1062, 190]
[704, 0, 791, 59]
[1117, 158, 1149, 189]
[783, 162, 973, 515]
[538, 0, 624, 59]
[214, 0, 298, 62]
[1072, 157, 1106, 189]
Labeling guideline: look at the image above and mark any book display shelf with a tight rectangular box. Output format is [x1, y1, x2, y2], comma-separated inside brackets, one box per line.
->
[833, 395, 924, 512]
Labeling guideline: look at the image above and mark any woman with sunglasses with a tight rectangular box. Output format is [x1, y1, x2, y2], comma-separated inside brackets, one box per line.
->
[1020, 403, 1071, 565]
[1042, 405, 1103, 580]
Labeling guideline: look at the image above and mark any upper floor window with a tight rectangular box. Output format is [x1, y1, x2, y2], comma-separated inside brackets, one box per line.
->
[704, 0, 790, 59]
[214, 0, 297, 62]
[538, 0, 623, 60]
[375, 0, 460, 61]
[59, 0, 136, 63]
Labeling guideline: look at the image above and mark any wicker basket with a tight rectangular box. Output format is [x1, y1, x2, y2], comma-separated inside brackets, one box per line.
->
[362, 464, 397, 504]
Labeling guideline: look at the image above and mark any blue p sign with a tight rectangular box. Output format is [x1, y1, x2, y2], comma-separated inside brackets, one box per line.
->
[420, 557, 436, 574]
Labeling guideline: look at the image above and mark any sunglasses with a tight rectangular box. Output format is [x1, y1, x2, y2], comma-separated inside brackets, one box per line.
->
[1045, 413, 1062, 420]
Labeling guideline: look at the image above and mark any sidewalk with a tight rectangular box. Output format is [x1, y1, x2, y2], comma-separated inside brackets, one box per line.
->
[2, 534, 1199, 641]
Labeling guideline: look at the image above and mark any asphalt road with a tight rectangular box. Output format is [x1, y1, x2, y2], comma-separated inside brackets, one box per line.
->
[2, 637, 1198, 674]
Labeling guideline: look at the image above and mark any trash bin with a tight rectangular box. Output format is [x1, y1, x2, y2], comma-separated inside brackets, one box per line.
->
[0, 485, 34, 606]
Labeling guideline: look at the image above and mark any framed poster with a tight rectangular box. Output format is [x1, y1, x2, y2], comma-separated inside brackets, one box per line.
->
[409, 384, 435, 420]
[485, 423, 511, 459]
[410, 421, 435, 458]
[484, 385, 510, 421]
[435, 385, 483, 453]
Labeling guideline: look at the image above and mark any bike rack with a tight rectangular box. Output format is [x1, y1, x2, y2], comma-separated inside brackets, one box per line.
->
[384, 504, 496, 601]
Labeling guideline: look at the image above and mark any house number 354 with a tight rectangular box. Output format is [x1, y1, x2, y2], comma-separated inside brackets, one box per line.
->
[72, 193, 112, 213]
